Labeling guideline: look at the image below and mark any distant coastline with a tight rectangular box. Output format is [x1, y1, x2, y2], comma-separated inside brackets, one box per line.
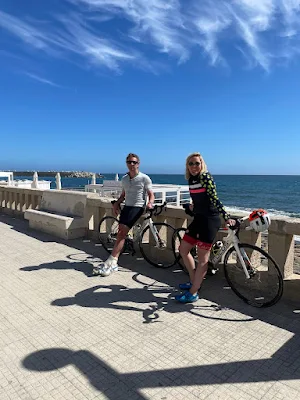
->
[13, 171, 104, 178]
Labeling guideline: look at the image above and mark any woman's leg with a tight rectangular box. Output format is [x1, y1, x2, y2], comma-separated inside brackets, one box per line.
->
[179, 240, 196, 283]
[190, 248, 210, 295]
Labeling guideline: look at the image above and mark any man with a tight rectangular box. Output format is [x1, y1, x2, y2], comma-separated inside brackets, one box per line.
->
[96, 153, 155, 276]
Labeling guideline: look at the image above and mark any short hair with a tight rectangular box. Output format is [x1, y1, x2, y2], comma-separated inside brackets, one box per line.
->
[185, 152, 208, 180]
[126, 153, 140, 163]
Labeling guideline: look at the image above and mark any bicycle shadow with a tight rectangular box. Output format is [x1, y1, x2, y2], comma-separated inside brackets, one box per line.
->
[51, 283, 255, 324]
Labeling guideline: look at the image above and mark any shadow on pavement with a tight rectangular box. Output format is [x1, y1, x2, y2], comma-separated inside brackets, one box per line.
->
[3, 213, 300, 390]
[22, 346, 300, 399]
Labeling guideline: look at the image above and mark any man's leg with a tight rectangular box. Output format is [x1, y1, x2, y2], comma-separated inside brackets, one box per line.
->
[98, 224, 129, 276]
[111, 224, 129, 259]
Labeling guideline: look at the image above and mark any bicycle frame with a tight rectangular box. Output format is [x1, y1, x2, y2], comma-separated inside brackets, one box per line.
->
[131, 214, 161, 248]
[209, 218, 251, 279]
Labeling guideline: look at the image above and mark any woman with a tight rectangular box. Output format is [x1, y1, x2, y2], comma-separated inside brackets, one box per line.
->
[175, 152, 236, 303]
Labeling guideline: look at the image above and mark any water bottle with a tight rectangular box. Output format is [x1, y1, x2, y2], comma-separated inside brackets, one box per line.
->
[211, 241, 223, 257]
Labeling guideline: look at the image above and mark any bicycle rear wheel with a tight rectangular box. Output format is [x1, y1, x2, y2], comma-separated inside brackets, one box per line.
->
[172, 228, 217, 275]
[98, 216, 120, 254]
[223, 243, 283, 307]
[139, 222, 175, 268]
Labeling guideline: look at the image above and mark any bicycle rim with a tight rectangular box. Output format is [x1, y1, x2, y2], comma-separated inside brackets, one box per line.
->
[139, 223, 176, 268]
[224, 243, 283, 307]
[172, 228, 189, 271]
[98, 216, 120, 254]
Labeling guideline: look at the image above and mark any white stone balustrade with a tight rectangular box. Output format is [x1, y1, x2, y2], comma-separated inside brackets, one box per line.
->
[1, 184, 300, 284]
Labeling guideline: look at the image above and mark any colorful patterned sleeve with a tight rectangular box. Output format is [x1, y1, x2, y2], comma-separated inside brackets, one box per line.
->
[202, 173, 230, 221]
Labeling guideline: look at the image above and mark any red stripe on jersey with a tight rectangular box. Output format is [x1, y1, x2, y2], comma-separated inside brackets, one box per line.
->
[190, 188, 206, 194]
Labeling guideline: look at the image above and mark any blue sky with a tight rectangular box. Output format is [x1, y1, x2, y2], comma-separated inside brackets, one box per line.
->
[1, 0, 300, 174]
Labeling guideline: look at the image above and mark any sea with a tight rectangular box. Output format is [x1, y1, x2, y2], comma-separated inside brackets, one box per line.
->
[15, 173, 300, 219]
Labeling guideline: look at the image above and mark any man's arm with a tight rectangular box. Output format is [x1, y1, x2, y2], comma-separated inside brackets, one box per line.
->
[146, 189, 155, 209]
[144, 175, 154, 209]
[115, 190, 125, 206]
[113, 190, 125, 216]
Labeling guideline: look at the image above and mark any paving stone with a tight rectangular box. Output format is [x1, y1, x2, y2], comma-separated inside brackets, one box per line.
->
[0, 213, 300, 399]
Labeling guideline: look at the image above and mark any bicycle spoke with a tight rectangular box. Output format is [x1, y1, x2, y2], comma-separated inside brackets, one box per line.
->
[224, 244, 283, 307]
[98, 216, 120, 253]
[139, 223, 175, 268]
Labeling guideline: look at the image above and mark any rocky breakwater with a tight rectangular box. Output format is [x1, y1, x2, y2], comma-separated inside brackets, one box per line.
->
[14, 171, 104, 178]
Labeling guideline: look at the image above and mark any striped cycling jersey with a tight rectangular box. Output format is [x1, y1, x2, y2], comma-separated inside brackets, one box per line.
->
[189, 172, 230, 220]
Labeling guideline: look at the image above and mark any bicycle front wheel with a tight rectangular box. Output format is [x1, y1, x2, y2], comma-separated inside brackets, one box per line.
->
[139, 223, 175, 268]
[223, 243, 283, 307]
[98, 216, 120, 254]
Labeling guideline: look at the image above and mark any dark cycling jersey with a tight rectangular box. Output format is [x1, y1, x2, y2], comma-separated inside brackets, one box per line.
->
[189, 172, 230, 221]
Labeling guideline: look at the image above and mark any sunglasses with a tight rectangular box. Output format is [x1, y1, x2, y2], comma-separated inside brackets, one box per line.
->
[127, 160, 139, 165]
[188, 161, 201, 167]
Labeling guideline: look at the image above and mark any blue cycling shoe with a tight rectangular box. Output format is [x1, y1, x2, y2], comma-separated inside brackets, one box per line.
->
[175, 291, 199, 303]
[178, 282, 192, 290]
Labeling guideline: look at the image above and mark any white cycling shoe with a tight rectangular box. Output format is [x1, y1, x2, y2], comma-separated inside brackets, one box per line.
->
[100, 263, 119, 277]
[93, 260, 119, 277]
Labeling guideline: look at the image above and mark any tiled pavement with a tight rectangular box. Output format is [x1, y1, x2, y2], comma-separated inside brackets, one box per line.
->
[0, 213, 300, 400]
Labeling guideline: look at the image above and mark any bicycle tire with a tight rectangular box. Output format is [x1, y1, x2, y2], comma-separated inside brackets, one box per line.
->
[139, 222, 176, 268]
[172, 228, 216, 275]
[223, 243, 283, 307]
[98, 216, 121, 254]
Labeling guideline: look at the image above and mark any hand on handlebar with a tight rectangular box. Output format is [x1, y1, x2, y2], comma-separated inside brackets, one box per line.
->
[146, 202, 154, 210]
[183, 203, 194, 217]
[226, 218, 237, 228]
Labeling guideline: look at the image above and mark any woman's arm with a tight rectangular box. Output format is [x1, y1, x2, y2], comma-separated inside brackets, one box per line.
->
[202, 173, 230, 221]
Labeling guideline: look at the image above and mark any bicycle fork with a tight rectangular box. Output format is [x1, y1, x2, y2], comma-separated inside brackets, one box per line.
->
[149, 220, 166, 249]
[232, 239, 251, 279]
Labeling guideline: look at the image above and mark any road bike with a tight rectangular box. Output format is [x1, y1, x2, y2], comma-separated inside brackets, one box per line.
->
[98, 201, 176, 268]
[172, 215, 283, 307]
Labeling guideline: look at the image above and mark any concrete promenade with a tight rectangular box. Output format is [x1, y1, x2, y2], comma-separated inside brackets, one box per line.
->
[0, 213, 300, 400]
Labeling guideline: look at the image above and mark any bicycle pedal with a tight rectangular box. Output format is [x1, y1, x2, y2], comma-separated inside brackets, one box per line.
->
[207, 268, 219, 276]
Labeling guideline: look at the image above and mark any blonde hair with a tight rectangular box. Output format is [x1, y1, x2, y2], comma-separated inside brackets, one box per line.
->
[185, 152, 208, 180]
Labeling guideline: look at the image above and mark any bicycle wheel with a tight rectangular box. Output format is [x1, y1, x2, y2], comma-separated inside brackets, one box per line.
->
[98, 216, 120, 254]
[172, 228, 217, 275]
[139, 223, 176, 268]
[223, 243, 283, 307]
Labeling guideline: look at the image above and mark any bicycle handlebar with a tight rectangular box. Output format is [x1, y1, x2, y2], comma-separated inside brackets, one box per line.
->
[111, 200, 167, 218]
[147, 201, 167, 218]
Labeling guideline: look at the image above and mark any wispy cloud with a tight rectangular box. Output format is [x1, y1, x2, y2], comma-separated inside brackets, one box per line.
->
[1, 1, 300, 74]
[24, 72, 61, 87]
[71, 0, 190, 62]
[0, 10, 49, 49]
[0, 8, 139, 74]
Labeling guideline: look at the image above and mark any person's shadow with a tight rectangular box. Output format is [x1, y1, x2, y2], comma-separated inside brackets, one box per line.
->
[22, 344, 300, 399]
[20, 260, 96, 277]
[22, 348, 147, 399]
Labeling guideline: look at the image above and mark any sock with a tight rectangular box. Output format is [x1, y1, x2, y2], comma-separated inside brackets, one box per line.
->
[107, 255, 118, 264]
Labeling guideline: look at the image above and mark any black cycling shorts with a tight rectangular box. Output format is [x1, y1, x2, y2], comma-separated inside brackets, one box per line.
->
[119, 206, 144, 229]
[183, 214, 221, 250]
